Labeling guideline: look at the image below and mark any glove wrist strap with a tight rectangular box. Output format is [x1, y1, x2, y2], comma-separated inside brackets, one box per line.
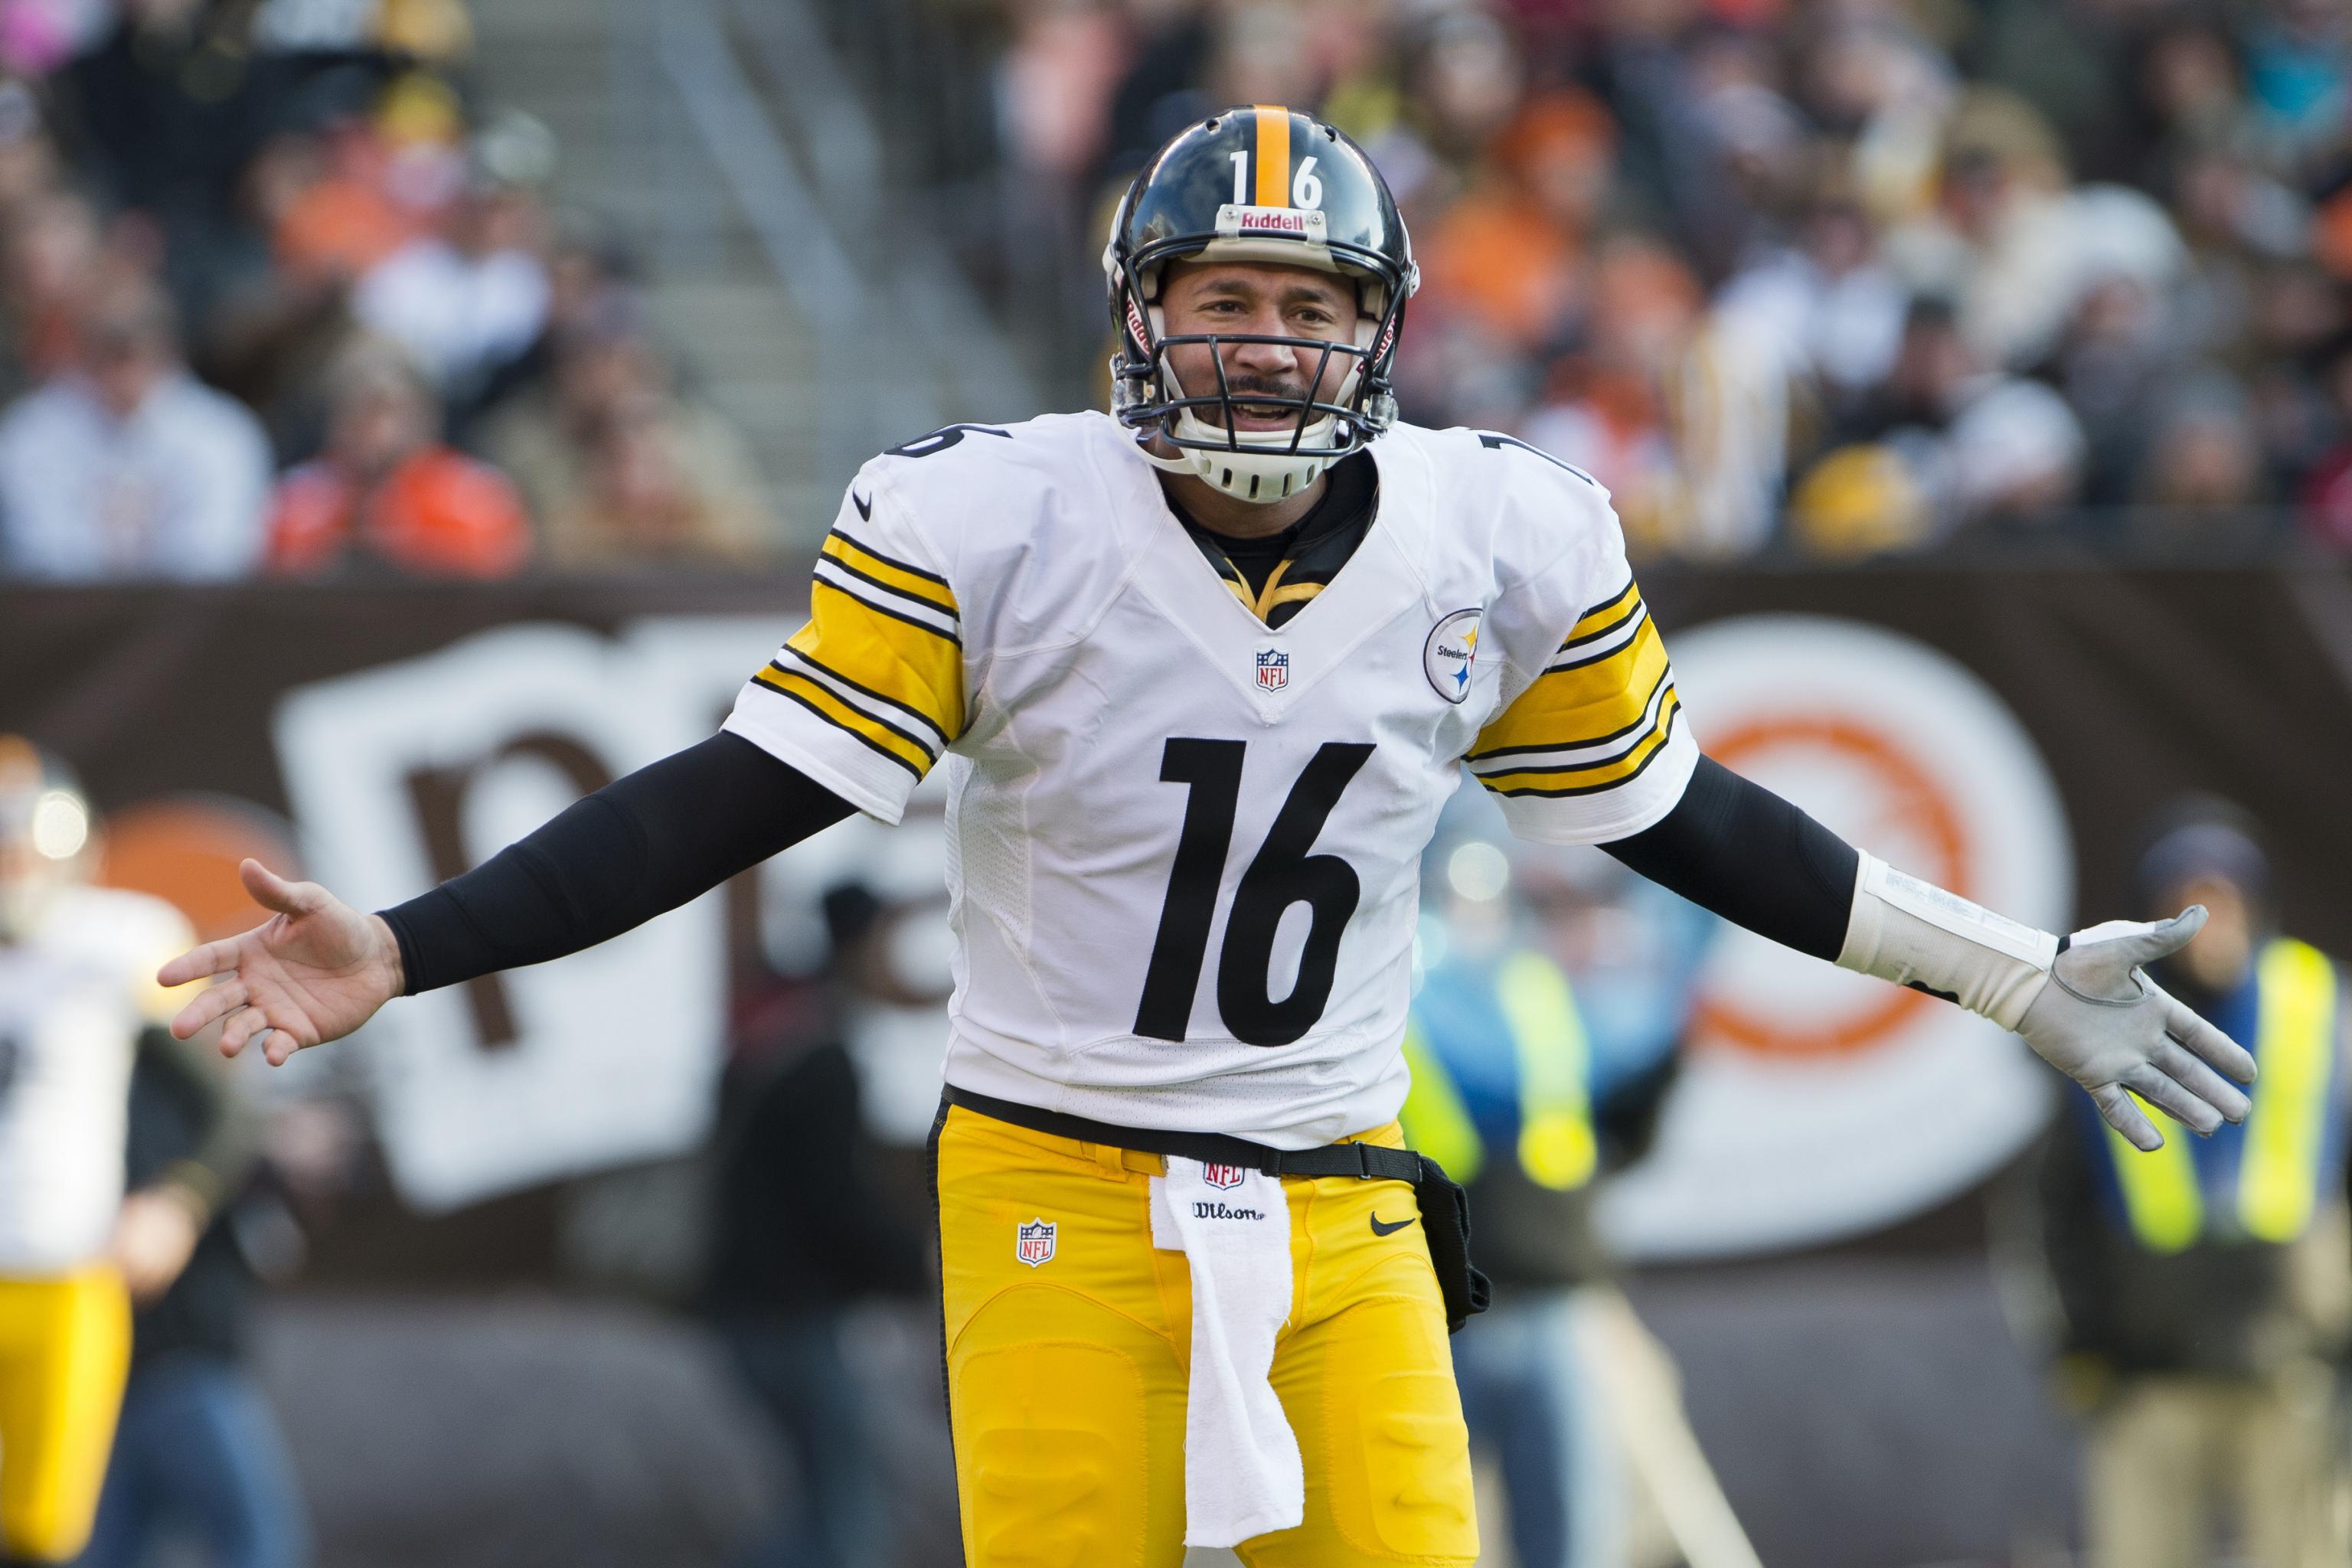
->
[1834, 851, 2060, 1031]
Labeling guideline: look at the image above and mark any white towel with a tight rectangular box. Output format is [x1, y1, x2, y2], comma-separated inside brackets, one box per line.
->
[1149, 1157, 1304, 1548]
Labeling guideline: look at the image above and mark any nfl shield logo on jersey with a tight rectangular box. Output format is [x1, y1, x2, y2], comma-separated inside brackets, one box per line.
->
[1016, 1217, 1057, 1267]
[1201, 1162, 1247, 1191]
[1255, 648, 1289, 691]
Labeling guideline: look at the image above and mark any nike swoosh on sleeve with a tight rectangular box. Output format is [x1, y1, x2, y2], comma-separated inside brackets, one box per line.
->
[851, 491, 873, 521]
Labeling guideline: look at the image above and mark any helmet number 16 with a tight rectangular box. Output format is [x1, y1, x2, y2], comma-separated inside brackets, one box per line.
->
[1133, 737, 1372, 1047]
[1227, 151, 1323, 211]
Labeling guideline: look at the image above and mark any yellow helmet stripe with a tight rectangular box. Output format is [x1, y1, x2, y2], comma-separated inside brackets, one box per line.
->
[1253, 104, 1290, 207]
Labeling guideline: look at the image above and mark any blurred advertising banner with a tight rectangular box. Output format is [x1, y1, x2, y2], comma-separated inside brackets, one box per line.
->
[3, 567, 2348, 1240]
[0, 581, 795, 1213]
[1601, 615, 2073, 1259]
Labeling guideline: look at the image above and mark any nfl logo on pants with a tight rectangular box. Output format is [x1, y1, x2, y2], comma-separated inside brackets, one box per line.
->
[1256, 648, 1288, 691]
[1016, 1217, 1056, 1267]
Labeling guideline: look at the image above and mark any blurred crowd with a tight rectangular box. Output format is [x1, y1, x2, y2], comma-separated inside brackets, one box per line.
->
[973, 0, 2352, 559]
[0, 0, 779, 584]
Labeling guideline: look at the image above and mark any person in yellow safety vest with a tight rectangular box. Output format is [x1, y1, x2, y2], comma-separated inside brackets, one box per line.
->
[2034, 801, 2352, 1568]
[1404, 827, 1716, 1568]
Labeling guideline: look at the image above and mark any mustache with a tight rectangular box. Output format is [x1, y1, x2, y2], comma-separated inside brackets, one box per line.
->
[1218, 375, 1312, 401]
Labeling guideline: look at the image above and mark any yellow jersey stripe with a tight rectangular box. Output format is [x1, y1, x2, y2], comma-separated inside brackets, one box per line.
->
[1469, 619, 1670, 759]
[1561, 593, 1642, 657]
[830, 521, 949, 590]
[775, 645, 949, 750]
[796, 580, 965, 737]
[1469, 665, 1674, 764]
[1478, 695, 1684, 798]
[821, 534, 959, 620]
[810, 565, 960, 647]
[1254, 105, 1289, 207]
[1568, 578, 1637, 639]
[753, 667, 933, 779]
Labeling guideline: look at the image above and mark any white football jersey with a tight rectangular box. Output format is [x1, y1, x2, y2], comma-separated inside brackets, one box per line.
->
[0, 885, 192, 1274]
[726, 413, 1697, 1145]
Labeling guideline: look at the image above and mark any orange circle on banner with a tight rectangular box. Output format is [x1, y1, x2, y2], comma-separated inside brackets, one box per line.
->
[1692, 716, 1969, 1059]
[96, 796, 300, 942]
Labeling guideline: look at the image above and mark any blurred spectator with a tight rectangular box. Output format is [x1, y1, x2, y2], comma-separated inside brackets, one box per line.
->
[1805, 296, 2085, 546]
[2138, 370, 2268, 509]
[480, 303, 774, 569]
[352, 112, 554, 423]
[1714, 173, 1909, 428]
[248, 126, 416, 292]
[1884, 90, 2188, 374]
[56, 0, 284, 328]
[2241, 0, 2352, 163]
[0, 79, 60, 217]
[1416, 90, 1612, 354]
[265, 339, 531, 579]
[2296, 331, 2352, 546]
[2031, 801, 2352, 1568]
[0, 187, 107, 399]
[2046, 276, 2184, 505]
[0, 273, 270, 580]
[1407, 827, 1721, 1568]
[82, 1006, 310, 1568]
[702, 882, 930, 1568]
[1520, 237, 1704, 550]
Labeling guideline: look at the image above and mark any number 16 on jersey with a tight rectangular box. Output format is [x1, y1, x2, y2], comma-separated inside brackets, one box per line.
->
[1133, 737, 1374, 1048]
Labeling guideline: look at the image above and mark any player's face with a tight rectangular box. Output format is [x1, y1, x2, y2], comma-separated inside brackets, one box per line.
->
[1157, 261, 1361, 431]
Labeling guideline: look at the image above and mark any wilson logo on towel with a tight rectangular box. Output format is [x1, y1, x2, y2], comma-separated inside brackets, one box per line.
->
[1016, 1217, 1057, 1267]
[1191, 1200, 1267, 1221]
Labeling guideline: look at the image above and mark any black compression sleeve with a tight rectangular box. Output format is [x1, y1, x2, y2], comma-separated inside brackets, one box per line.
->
[1601, 753, 1859, 961]
[379, 732, 854, 995]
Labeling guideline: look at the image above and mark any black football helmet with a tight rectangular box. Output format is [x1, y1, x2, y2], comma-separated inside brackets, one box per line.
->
[1103, 106, 1418, 501]
[0, 734, 90, 942]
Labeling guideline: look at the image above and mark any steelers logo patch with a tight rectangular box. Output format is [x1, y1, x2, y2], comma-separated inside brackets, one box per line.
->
[1423, 608, 1482, 704]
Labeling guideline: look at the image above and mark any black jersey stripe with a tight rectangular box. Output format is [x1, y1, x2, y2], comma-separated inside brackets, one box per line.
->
[1467, 682, 1677, 779]
[761, 662, 943, 760]
[828, 524, 952, 591]
[1464, 665, 1674, 762]
[1480, 701, 1683, 799]
[815, 554, 960, 626]
[1545, 603, 1650, 674]
[773, 650, 950, 750]
[1560, 593, 1645, 651]
[751, 678, 926, 781]
[811, 567, 963, 647]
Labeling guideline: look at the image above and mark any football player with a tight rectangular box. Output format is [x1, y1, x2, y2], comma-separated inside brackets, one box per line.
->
[0, 740, 242, 1566]
[162, 109, 2255, 1566]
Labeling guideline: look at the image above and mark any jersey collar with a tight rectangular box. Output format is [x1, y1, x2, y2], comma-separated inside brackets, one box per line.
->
[1097, 419, 1440, 713]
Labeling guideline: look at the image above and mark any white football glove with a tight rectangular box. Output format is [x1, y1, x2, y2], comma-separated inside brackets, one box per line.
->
[1837, 854, 2256, 1151]
[2017, 907, 2256, 1151]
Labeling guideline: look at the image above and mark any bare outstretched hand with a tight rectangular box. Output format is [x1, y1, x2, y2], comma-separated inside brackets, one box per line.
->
[158, 859, 405, 1067]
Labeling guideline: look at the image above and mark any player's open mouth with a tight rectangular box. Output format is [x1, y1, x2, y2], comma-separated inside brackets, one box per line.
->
[1227, 400, 1302, 428]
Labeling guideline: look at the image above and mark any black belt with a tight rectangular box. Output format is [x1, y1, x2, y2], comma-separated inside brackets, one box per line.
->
[942, 1086, 1491, 1330]
[944, 1086, 1423, 1183]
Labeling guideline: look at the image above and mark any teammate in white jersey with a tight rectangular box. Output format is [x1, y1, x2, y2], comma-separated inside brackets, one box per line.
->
[0, 740, 246, 1565]
[162, 109, 2256, 1566]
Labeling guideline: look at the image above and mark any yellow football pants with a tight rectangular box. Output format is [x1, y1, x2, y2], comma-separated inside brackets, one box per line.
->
[936, 1105, 1479, 1567]
[0, 1266, 131, 1563]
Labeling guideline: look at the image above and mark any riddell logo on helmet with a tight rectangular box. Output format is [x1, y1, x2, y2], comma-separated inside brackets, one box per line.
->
[1217, 205, 1330, 243]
